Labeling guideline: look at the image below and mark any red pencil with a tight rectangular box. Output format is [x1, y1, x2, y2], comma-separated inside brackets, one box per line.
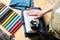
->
[10, 20, 22, 32]
[11, 22, 22, 35]
[10, 20, 22, 35]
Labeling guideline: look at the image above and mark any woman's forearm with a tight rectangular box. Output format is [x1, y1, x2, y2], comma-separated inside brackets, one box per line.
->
[42, 5, 54, 15]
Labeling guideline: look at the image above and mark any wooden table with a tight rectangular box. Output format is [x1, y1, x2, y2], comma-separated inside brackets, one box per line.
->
[0, 0, 52, 40]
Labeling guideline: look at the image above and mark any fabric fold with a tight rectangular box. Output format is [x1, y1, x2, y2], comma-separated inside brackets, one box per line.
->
[9, 0, 34, 10]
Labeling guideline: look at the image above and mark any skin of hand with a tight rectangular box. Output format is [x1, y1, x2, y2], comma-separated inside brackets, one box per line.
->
[27, 10, 44, 19]
[27, 5, 54, 19]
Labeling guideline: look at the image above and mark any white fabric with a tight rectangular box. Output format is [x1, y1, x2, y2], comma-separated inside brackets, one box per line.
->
[55, 7, 60, 13]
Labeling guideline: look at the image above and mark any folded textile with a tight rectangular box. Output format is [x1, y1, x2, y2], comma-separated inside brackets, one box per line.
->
[9, 0, 34, 10]
[0, 29, 14, 40]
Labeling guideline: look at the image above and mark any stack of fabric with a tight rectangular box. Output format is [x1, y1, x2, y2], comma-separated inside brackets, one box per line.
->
[0, 1, 22, 35]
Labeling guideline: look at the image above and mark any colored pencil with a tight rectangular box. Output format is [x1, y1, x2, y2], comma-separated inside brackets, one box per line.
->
[5, 15, 19, 29]
[0, 7, 9, 22]
[11, 21, 22, 35]
[2, 12, 15, 26]
[3, 13, 17, 27]
[0, 6, 9, 18]
[7, 16, 21, 31]
[0, 6, 7, 14]
[0, 2, 5, 10]
[10, 20, 22, 32]
[0, 9, 14, 24]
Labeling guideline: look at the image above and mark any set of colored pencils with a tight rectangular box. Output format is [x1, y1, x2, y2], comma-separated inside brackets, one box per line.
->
[0, 1, 22, 35]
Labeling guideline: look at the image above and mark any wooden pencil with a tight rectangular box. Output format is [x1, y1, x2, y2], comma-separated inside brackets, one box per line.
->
[11, 20, 22, 35]
[2, 12, 15, 26]
[0, 3, 6, 15]
[0, 6, 7, 15]
[7, 15, 21, 31]
[0, 7, 9, 22]
[3, 13, 17, 27]
[10, 20, 22, 32]
[0, 9, 14, 24]
[5, 15, 19, 29]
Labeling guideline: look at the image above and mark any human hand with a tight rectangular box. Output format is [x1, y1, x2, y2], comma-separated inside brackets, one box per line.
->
[27, 10, 44, 19]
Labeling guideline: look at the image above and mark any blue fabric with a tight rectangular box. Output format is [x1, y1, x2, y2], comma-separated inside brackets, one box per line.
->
[9, 0, 34, 10]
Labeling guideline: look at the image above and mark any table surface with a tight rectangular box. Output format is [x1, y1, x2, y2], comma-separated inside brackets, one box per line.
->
[0, 0, 52, 40]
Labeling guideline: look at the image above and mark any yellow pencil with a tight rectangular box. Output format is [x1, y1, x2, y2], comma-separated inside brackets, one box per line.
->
[3, 13, 17, 27]
[2, 12, 15, 26]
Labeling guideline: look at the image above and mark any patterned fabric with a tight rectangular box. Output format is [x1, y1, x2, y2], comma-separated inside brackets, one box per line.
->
[0, 29, 14, 40]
